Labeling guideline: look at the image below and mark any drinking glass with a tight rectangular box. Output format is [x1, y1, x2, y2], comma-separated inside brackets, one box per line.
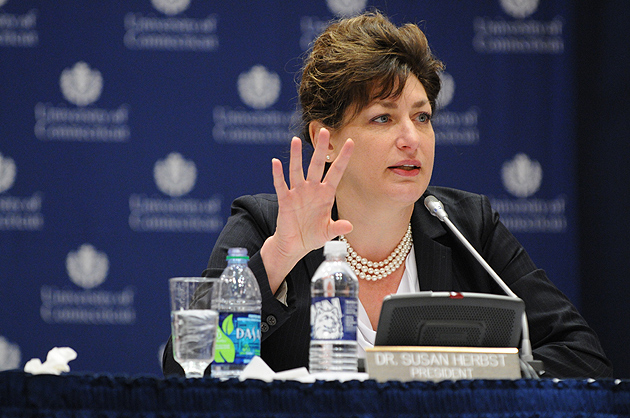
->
[169, 277, 219, 378]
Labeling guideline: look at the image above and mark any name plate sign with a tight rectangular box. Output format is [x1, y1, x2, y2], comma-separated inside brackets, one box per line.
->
[365, 346, 521, 382]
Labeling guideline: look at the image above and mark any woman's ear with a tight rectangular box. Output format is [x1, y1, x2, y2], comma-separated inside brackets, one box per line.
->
[308, 121, 325, 149]
[309, 121, 336, 152]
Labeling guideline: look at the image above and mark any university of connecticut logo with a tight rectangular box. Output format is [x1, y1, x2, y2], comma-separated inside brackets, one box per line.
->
[154, 152, 197, 197]
[0, 152, 17, 193]
[501, 153, 542, 198]
[500, 0, 539, 19]
[66, 244, 109, 290]
[151, 0, 191, 16]
[311, 298, 343, 340]
[237, 65, 281, 110]
[436, 72, 455, 109]
[60, 62, 103, 107]
[0, 336, 21, 371]
[326, 0, 368, 17]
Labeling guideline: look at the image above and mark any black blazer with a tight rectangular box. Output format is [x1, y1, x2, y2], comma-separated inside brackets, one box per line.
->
[163, 186, 612, 378]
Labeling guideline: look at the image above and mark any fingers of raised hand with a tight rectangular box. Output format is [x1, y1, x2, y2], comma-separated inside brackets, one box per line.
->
[288, 137, 305, 187]
[271, 158, 289, 196]
[323, 138, 354, 189]
[306, 128, 330, 182]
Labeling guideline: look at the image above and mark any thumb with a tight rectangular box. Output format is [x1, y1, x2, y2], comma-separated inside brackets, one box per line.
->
[328, 219, 353, 240]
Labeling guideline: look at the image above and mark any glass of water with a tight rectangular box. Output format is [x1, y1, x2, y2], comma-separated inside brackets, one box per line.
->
[169, 277, 219, 378]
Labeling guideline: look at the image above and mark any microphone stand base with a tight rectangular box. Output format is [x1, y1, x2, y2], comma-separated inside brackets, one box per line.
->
[528, 359, 545, 377]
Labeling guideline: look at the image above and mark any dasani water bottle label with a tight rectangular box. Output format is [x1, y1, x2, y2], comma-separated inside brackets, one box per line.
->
[215, 312, 261, 365]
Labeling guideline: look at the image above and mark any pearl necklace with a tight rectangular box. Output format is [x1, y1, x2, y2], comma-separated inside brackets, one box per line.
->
[339, 223, 413, 281]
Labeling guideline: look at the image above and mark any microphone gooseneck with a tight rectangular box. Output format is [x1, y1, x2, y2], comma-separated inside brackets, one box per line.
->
[423, 195, 537, 371]
[423, 195, 516, 298]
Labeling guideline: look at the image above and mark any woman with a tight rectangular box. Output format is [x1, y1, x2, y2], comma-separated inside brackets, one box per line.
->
[163, 11, 612, 378]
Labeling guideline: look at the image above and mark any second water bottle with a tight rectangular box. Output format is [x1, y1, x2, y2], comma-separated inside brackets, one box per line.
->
[309, 240, 359, 373]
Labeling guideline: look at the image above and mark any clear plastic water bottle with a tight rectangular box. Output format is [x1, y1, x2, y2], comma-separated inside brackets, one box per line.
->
[309, 240, 359, 373]
[211, 247, 262, 379]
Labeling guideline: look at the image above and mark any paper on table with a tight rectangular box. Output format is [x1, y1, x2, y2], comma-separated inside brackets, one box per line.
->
[238, 356, 368, 383]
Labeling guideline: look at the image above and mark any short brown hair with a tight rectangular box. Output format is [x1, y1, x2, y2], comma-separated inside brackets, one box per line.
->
[299, 11, 444, 145]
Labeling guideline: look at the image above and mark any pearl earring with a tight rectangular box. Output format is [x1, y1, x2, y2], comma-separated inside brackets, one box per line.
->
[326, 155, 331, 161]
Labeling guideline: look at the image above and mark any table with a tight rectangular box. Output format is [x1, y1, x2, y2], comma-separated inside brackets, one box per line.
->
[1, 370, 629, 417]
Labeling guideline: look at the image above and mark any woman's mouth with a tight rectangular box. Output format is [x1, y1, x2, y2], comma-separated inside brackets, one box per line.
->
[390, 164, 420, 171]
[389, 164, 421, 176]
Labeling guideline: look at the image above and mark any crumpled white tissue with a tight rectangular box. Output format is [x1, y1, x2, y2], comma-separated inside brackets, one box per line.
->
[24, 347, 77, 375]
[239, 356, 310, 382]
[238, 356, 367, 383]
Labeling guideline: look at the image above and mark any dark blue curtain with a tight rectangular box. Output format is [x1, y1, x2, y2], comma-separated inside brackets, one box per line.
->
[576, 0, 630, 379]
[1, 0, 629, 379]
[0, 0, 586, 377]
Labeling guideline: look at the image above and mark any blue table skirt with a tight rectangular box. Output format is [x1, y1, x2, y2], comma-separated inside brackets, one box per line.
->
[1, 370, 629, 417]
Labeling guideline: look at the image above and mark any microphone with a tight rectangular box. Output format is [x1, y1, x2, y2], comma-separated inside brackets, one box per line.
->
[424, 195, 542, 376]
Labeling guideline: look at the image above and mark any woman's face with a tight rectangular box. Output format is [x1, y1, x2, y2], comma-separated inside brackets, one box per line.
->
[328, 75, 435, 209]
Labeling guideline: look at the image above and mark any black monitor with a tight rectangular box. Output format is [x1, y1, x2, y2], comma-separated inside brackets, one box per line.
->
[374, 291, 524, 348]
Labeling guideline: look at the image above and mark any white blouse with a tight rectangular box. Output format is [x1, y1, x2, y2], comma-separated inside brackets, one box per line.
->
[356, 244, 418, 358]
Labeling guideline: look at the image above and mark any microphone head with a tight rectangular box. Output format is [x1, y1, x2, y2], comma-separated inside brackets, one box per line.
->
[424, 195, 448, 221]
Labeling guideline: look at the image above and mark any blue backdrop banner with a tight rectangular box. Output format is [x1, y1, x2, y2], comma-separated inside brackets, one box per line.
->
[1, 0, 575, 376]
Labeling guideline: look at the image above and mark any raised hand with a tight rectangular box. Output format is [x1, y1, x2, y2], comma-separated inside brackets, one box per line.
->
[261, 128, 354, 292]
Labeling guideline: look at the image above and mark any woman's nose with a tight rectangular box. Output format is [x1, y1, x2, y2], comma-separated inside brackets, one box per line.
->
[396, 119, 422, 150]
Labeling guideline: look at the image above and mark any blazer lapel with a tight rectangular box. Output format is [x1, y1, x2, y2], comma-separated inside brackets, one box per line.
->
[412, 199, 455, 291]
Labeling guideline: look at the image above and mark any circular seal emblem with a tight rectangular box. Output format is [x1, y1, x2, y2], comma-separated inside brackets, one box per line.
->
[501, 153, 542, 198]
[326, 0, 368, 17]
[237, 65, 281, 110]
[66, 244, 109, 290]
[151, 0, 191, 16]
[154, 152, 197, 197]
[0, 152, 17, 194]
[436, 72, 455, 109]
[60, 62, 103, 107]
[500, 0, 539, 19]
